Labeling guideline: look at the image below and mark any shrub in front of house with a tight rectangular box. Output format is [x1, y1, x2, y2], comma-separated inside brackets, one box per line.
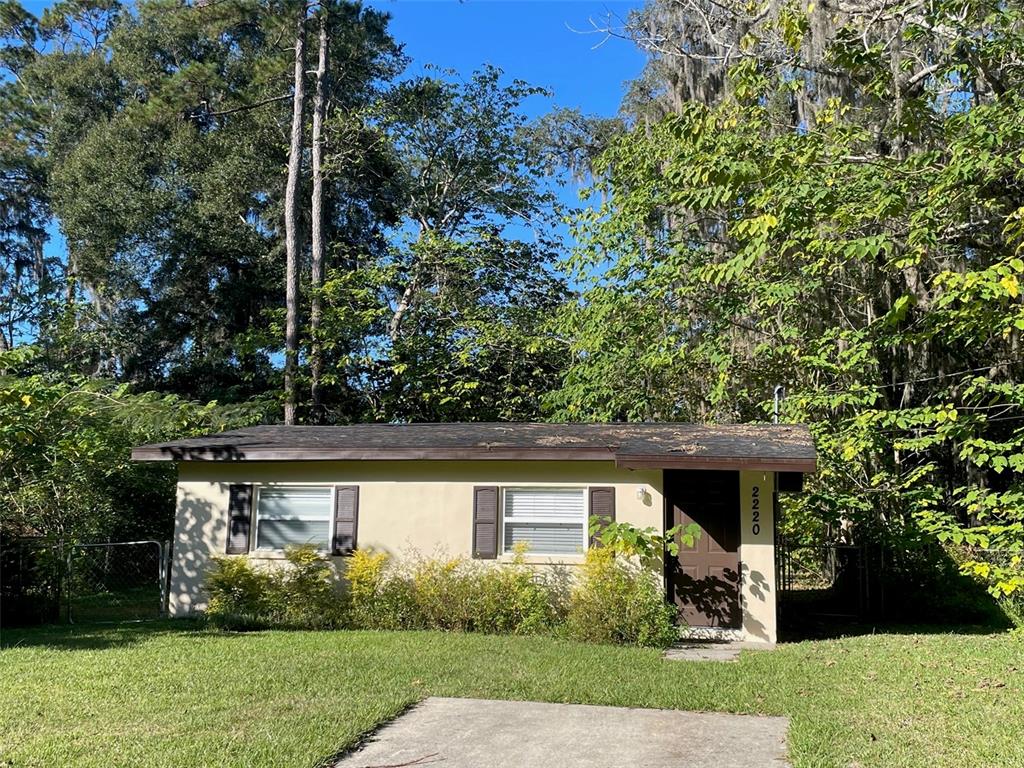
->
[564, 547, 678, 648]
[274, 544, 347, 629]
[345, 547, 559, 635]
[205, 555, 277, 630]
[205, 545, 345, 630]
[345, 549, 421, 631]
[205, 541, 678, 647]
[470, 554, 560, 635]
[404, 555, 478, 631]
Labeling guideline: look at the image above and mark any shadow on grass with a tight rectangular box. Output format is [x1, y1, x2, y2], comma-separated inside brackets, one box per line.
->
[0, 618, 366, 652]
[0, 618, 207, 652]
[780, 539, 1019, 642]
[779, 616, 1014, 642]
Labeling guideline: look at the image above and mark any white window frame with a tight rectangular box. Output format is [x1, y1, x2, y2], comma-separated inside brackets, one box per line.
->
[252, 483, 335, 553]
[500, 486, 589, 556]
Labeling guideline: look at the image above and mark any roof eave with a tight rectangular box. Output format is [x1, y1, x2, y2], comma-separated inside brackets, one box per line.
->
[129, 446, 620, 462]
[131, 445, 817, 472]
[614, 454, 817, 473]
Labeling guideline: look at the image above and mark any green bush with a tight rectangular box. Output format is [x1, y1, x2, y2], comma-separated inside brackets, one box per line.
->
[207, 544, 675, 646]
[205, 545, 344, 630]
[590, 518, 700, 571]
[1001, 594, 1024, 628]
[205, 556, 276, 630]
[406, 555, 476, 630]
[565, 548, 678, 648]
[345, 548, 558, 635]
[345, 549, 419, 630]
[470, 555, 559, 635]
[275, 545, 345, 629]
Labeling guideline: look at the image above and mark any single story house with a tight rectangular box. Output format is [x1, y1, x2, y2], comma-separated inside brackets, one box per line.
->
[132, 422, 816, 645]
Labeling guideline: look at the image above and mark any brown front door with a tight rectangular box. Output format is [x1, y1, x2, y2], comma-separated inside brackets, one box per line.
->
[665, 469, 741, 628]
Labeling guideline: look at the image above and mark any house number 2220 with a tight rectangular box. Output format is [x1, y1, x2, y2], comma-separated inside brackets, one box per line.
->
[751, 486, 761, 536]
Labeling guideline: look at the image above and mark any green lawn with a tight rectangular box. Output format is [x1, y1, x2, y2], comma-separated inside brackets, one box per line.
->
[2, 622, 1022, 768]
[68, 585, 163, 623]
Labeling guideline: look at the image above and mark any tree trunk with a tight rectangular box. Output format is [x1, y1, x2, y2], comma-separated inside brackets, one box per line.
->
[387, 278, 417, 343]
[65, 248, 78, 328]
[388, 226, 425, 343]
[309, 11, 329, 424]
[283, 3, 308, 426]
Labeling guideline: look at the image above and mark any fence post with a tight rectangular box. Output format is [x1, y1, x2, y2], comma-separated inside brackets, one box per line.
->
[159, 541, 169, 617]
[65, 544, 74, 625]
[857, 545, 866, 619]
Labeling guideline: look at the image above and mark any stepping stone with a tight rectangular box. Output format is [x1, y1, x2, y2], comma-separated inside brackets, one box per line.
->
[663, 642, 745, 662]
[663, 640, 777, 662]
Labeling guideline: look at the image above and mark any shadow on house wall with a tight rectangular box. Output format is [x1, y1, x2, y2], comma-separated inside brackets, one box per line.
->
[169, 487, 225, 616]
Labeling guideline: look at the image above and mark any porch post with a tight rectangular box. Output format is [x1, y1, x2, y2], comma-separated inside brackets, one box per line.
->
[739, 471, 777, 644]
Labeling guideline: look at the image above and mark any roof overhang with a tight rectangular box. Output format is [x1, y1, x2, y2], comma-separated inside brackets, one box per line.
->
[131, 423, 818, 472]
[129, 446, 619, 462]
[614, 454, 817, 473]
[131, 445, 816, 473]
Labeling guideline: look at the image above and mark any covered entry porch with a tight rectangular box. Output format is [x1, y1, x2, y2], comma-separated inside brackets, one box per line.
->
[662, 469, 786, 644]
[616, 451, 814, 646]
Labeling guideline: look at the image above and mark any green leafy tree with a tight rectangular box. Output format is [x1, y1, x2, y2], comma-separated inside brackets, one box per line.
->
[0, 347, 266, 542]
[373, 67, 569, 421]
[8, 0, 402, 411]
[555, 0, 1024, 605]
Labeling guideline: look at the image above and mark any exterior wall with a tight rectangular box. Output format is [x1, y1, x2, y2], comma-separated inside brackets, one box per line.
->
[169, 460, 664, 617]
[738, 471, 777, 644]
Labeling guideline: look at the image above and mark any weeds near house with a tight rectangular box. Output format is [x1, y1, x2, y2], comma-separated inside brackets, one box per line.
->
[205, 540, 674, 646]
[565, 547, 678, 647]
[205, 545, 344, 630]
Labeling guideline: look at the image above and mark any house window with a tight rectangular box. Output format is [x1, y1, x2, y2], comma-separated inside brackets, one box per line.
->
[502, 487, 587, 555]
[255, 486, 333, 551]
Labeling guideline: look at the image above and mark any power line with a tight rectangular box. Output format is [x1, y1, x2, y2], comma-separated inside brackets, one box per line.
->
[817, 360, 1022, 394]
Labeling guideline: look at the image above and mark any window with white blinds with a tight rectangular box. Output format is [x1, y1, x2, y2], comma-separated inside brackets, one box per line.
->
[255, 486, 332, 551]
[502, 487, 587, 555]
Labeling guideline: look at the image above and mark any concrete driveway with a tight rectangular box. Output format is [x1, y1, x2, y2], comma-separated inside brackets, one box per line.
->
[331, 697, 790, 768]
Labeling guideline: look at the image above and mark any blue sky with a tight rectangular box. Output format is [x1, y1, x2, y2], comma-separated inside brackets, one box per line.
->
[361, 0, 648, 265]
[362, 1, 648, 255]
[367, 1, 646, 118]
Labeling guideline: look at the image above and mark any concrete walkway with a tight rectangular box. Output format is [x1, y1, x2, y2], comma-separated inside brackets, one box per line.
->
[331, 697, 790, 768]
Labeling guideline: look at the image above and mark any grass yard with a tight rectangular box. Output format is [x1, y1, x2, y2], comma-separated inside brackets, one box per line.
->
[2, 622, 1022, 768]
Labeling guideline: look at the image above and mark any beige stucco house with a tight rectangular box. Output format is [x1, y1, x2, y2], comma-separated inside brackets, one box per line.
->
[132, 422, 816, 645]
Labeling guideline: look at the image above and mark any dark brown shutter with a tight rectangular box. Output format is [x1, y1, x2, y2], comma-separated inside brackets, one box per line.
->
[472, 486, 499, 559]
[333, 486, 359, 555]
[226, 484, 253, 554]
[588, 486, 616, 547]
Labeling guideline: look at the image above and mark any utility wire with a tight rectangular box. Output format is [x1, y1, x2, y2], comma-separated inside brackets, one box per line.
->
[815, 360, 1021, 394]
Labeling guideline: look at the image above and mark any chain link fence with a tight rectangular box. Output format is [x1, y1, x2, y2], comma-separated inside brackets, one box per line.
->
[777, 538, 1023, 632]
[68, 541, 170, 623]
[777, 541, 870, 621]
[1, 539, 66, 625]
[1, 538, 171, 627]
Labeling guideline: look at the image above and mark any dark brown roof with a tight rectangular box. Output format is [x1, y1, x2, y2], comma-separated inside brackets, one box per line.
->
[131, 423, 816, 472]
